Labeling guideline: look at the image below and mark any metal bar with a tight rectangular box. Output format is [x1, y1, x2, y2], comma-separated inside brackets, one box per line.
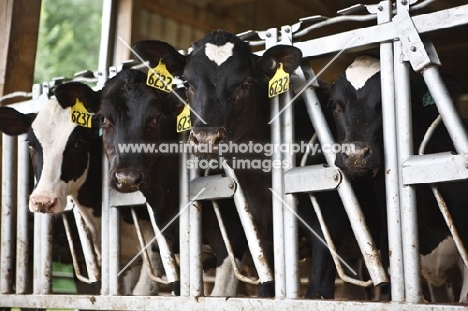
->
[2, 294, 468, 310]
[40, 214, 53, 294]
[376, 0, 405, 302]
[222, 163, 274, 284]
[270, 94, 286, 298]
[292, 4, 468, 59]
[101, 154, 110, 295]
[72, 207, 100, 282]
[284, 165, 341, 193]
[33, 213, 42, 294]
[422, 66, 468, 155]
[130, 207, 168, 284]
[394, 40, 422, 303]
[179, 132, 190, 296]
[146, 203, 179, 284]
[16, 133, 29, 293]
[98, 0, 116, 87]
[211, 200, 259, 284]
[301, 87, 388, 286]
[189, 160, 203, 296]
[1, 134, 15, 294]
[108, 205, 120, 295]
[280, 89, 300, 298]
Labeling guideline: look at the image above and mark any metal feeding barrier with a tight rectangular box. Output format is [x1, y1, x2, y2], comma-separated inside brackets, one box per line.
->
[2, 0, 468, 309]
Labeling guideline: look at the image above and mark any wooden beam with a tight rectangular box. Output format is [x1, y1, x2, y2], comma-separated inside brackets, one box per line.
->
[0, 0, 42, 102]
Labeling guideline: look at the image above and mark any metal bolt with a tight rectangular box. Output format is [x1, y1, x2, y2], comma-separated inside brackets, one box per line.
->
[266, 33, 271, 38]
[377, 5, 383, 11]
[228, 183, 234, 189]
[285, 28, 290, 33]
[410, 46, 417, 52]
[401, 0, 407, 5]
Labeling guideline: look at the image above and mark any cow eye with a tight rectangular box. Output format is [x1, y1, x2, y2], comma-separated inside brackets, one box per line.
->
[242, 80, 252, 90]
[96, 114, 109, 128]
[153, 114, 162, 125]
[73, 140, 87, 150]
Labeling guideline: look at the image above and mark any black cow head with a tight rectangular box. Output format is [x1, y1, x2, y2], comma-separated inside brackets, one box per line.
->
[329, 56, 382, 178]
[0, 82, 101, 213]
[134, 30, 302, 156]
[97, 69, 182, 194]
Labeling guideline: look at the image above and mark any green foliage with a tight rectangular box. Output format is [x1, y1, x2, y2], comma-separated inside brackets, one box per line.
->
[34, 0, 103, 83]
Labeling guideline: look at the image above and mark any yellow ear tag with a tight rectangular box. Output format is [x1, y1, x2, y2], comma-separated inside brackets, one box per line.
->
[268, 63, 290, 98]
[70, 98, 92, 128]
[176, 104, 191, 132]
[146, 59, 173, 93]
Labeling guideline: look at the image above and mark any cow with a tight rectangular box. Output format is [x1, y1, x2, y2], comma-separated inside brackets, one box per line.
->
[329, 55, 468, 303]
[0, 83, 163, 296]
[133, 30, 303, 297]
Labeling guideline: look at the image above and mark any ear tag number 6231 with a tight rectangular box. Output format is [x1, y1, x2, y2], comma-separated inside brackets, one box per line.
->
[268, 62, 289, 98]
[147, 59, 173, 93]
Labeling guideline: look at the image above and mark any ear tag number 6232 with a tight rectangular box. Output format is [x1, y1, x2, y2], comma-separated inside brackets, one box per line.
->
[268, 62, 289, 98]
[147, 59, 173, 93]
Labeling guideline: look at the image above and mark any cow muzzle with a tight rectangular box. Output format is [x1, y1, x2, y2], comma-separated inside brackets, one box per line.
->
[188, 127, 226, 155]
[29, 195, 59, 213]
[114, 169, 144, 193]
[335, 141, 380, 178]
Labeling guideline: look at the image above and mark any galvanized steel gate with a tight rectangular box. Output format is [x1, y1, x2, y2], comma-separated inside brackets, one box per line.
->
[2, 0, 468, 309]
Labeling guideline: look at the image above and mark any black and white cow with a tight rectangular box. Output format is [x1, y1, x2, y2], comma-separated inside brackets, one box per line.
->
[0, 83, 163, 296]
[329, 55, 468, 302]
[133, 30, 303, 297]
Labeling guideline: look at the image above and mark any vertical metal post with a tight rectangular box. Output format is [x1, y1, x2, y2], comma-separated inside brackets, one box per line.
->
[108, 204, 120, 295]
[16, 133, 30, 293]
[394, 41, 422, 303]
[189, 159, 203, 296]
[281, 89, 299, 298]
[262, 27, 287, 298]
[376, 0, 405, 302]
[101, 154, 110, 295]
[271, 93, 286, 298]
[1, 134, 15, 294]
[33, 213, 42, 294]
[40, 214, 53, 294]
[98, 0, 116, 87]
[179, 133, 191, 296]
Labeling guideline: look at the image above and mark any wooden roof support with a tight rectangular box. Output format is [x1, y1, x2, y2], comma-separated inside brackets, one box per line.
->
[0, 0, 42, 102]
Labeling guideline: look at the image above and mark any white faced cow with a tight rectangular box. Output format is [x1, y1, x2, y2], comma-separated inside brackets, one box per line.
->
[0, 83, 163, 296]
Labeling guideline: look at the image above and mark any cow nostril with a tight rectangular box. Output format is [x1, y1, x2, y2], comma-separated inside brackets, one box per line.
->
[341, 152, 349, 160]
[135, 172, 144, 185]
[363, 147, 373, 159]
[212, 134, 224, 146]
[189, 132, 199, 145]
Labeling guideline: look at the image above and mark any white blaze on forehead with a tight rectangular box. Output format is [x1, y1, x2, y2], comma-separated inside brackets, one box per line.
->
[205, 42, 234, 66]
[345, 56, 380, 90]
[30, 100, 88, 211]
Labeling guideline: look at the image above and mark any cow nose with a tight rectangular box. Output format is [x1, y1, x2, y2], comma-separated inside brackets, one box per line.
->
[30, 196, 59, 213]
[335, 141, 378, 171]
[114, 170, 144, 193]
[188, 127, 226, 147]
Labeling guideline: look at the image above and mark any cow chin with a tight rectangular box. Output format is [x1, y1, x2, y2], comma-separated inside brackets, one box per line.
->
[339, 166, 378, 179]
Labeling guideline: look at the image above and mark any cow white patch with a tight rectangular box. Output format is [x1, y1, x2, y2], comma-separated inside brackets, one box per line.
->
[205, 42, 234, 66]
[30, 100, 86, 212]
[210, 256, 240, 296]
[420, 236, 458, 287]
[345, 56, 380, 90]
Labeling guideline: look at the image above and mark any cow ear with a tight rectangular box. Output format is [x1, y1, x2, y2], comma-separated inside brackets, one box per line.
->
[55, 82, 101, 113]
[0, 107, 36, 135]
[133, 40, 186, 76]
[257, 45, 302, 80]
